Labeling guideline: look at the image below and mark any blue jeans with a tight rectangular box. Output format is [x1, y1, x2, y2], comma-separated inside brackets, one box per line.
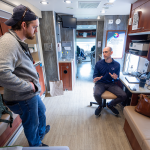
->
[4, 95, 46, 146]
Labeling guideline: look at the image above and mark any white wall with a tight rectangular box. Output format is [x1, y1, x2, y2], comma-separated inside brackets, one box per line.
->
[0, 0, 42, 18]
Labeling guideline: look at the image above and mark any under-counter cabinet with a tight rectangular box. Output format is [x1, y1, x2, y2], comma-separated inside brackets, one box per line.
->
[35, 63, 46, 96]
[59, 60, 75, 91]
[125, 0, 150, 61]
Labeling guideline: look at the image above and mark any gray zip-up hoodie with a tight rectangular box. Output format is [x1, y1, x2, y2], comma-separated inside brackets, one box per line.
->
[0, 30, 41, 101]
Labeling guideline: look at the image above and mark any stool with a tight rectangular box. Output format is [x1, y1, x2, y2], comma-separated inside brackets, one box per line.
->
[90, 91, 117, 108]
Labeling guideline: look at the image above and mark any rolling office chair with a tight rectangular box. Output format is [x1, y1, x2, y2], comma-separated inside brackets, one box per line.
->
[90, 90, 117, 108]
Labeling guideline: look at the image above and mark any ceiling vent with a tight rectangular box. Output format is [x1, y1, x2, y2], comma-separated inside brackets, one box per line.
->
[78, 1, 101, 9]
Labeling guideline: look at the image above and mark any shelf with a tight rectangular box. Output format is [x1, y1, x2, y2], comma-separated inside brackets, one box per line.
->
[128, 31, 150, 36]
[76, 29, 96, 38]
[126, 52, 147, 59]
[76, 36, 96, 38]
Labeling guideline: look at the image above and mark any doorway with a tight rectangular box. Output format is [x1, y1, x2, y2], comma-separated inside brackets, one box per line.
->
[76, 25, 97, 81]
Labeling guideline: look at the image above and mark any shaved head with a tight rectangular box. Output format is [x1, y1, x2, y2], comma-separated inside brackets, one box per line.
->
[103, 46, 113, 61]
[105, 47, 112, 52]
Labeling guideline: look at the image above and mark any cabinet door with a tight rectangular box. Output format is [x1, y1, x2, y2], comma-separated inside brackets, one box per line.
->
[129, 1, 150, 33]
[0, 24, 2, 37]
[35, 64, 45, 96]
[59, 63, 72, 90]
[0, 22, 11, 35]
[139, 1, 150, 31]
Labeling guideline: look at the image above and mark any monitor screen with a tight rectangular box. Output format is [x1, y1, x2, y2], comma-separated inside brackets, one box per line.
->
[62, 16, 77, 29]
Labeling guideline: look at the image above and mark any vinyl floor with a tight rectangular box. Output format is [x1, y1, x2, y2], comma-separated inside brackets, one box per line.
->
[14, 61, 132, 150]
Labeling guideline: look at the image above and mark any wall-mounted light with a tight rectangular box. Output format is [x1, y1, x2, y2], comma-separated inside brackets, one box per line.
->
[40, 1, 49, 5]
[97, 16, 100, 19]
[64, 0, 72, 3]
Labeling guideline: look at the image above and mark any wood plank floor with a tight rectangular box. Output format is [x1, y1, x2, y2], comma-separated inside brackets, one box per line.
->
[14, 62, 132, 150]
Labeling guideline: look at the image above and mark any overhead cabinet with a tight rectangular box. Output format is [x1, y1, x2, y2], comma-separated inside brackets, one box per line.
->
[125, 0, 150, 61]
[128, 0, 150, 34]
[76, 30, 96, 38]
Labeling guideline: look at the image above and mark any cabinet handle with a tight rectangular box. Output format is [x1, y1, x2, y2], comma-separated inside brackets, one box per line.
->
[64, 70, 68, 74]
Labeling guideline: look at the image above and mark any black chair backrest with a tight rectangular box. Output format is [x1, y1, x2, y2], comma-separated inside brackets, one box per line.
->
[77, 46, 80, 56]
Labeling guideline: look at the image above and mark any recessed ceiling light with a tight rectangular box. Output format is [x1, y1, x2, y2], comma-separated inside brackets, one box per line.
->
[40, 1, 49, 5]
[97, 16, 100, 19]
[64, 0, 72, 3]
[100, 9, 106, 13]
[108, 0, 116, 3]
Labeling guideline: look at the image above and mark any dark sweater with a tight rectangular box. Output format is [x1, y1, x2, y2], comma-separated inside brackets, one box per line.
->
[93, 59, 120, 83]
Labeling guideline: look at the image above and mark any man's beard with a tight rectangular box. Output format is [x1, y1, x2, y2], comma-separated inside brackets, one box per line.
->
[25, 31, 35, 40]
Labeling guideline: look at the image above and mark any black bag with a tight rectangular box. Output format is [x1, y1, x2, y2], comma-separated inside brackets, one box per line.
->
[0, 94, 13, 127]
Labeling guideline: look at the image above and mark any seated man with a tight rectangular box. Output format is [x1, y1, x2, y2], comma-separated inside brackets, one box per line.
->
[93, 47, 127, 116]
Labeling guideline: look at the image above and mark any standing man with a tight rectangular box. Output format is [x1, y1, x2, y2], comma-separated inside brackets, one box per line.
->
[0, 5, 50, 147]
[93, 47, 127, 116]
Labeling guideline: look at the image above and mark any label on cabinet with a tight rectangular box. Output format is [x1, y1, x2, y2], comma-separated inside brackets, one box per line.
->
[128, 18, 132, 25]
[132, 12, 139, 30]
[57, 43, 62, 52]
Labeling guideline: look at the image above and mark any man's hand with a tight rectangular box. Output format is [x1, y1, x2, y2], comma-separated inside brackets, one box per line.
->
[30, 82, 35, 92]
[93, 76, 103, 83]
[109, 73, 118, 80]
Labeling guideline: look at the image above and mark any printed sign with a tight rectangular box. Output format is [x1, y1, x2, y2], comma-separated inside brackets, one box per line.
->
[132, 12, 139, 30]
[106, 31, 126, 59]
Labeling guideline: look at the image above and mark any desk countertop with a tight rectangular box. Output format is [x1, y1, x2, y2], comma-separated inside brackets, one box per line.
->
[119, 72, 150, 94]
